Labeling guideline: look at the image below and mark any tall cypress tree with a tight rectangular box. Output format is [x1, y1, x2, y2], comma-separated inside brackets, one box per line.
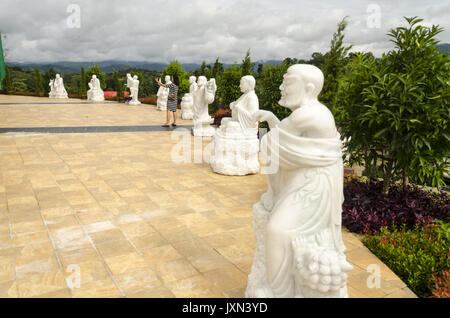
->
[79, 67, 86, 96]
[241, 49, 252, 76]
[3, 66, 12, 91]
[34, 67, 44, 95]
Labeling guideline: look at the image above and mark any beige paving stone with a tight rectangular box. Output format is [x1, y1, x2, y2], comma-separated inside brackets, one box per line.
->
[202, 264, 248, 292]
[58, 246, 100, 267]
[153, 258, 199, 283]
[71, 277, 123, 298]
[118, 220, 155, 237]
[95, 239, 137, 258]
[17, 270, 67, 297]
[142, 244, 183, 265]
[16, 255, 60, 279]
[384, 287, 417, 298]
[32, 288, 72, 298]
[89, 228, 126, 244]
[67, 260, 110, 285]
[127, 286, 175, 298]
[0, 280, 19, 298]
[51, 226, 91, 251]
[166, 275, 225, 298]
[0, 263, 15, 283]
[129, 232, 168, 250]
[104, 252, 150, 276]
[115, 268, 162, 295]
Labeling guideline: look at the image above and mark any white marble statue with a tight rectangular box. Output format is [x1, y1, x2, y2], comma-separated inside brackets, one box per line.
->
[210, 75, 260, 175]
[181, 76, 197, 120]
[156, 76, 170, 111]
[245, 64, 353, 298]
[127, 74, 141, 105]
[49, 74, 68, 99]
[87, 75, 105, 102]
[192, 76, 217, 137]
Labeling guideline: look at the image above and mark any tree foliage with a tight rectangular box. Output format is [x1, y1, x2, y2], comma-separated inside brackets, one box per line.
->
[336, 17, 450, 190]
[34, 67, 44, 94]
[86, 65, 106, 90]
[163, 60, 189, 96]
[3, 66, 13, 91]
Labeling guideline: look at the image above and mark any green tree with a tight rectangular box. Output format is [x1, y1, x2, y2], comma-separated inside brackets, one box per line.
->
[255, 62, 291, 126]
[34, 67, 44, 94]
[3, 66, 13, 91]
[217, 64, 242, 110]
[86, 65, 106, 90]
[112, 70, 123, 101]
[79, 67, 87, 96]
[210, 57, 223, 79]
[163, 60, 189, 96]
[43, 67, 57, 93]
[336, 17, 450, 191]
[241, 49, 252, 76]
[309, 52, 326, 68]
[321, 17, 352, 110]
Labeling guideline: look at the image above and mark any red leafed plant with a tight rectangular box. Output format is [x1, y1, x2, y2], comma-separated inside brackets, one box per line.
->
[430, 268, 450, 298]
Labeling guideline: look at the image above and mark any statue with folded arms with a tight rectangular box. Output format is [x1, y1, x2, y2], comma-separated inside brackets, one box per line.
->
[211, 75, 260, 175]
[245, 64, 353, 298]
[87, 75, 104, 102]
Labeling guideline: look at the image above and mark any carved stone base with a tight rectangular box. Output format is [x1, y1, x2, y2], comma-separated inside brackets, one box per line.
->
[246, 201, 352, 298]
[157, 104, 167, 111]
[210, 127, 259, 176]
[49, 93, 68, 99]
[128, 100, 141, 106]
[181, 110, 194, 120]
[192, 118, 215, 137]
[87, 91, 104, 102]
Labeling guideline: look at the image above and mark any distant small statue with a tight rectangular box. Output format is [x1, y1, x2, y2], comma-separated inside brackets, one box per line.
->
[49, 74, 68, 99]
[192, 76, 217, 137]
[245, 64, 353, 298]
[87, 75, 104, 102]
[156, 75, 170, 111]
[126, 74, 141, 105]
[181, 76, 197, 120]
[211, 75, 260, 175]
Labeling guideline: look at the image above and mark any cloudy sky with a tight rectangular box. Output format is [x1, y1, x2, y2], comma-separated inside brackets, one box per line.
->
[1, 0, 449, 64]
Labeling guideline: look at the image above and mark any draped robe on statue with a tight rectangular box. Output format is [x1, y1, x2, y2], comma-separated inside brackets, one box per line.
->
[246, 125, 350, 298]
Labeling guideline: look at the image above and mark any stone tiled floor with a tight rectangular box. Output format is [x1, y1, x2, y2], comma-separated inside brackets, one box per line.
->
[0, 95, 416, 298]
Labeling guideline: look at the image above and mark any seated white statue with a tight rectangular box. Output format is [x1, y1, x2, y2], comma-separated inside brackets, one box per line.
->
[87, 75, 104, 102]
[192, 76, 217, 137]
[127, 74, 141, 105]
[156, 76, 170, 111]
[181, 76, 197, 120]
[211, 75, 260, 175]
[49, 74, 68, 99]
[245, 64, 353, 298]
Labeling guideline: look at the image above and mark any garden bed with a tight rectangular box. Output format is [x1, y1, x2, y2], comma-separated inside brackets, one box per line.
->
[342, 177, 450, 297]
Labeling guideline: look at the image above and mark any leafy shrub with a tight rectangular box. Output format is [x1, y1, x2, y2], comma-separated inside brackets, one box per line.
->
[430, 268, 450, 298]
[336, 17, 450, 191]
[363, 221, 450, 298]
[342, 179, 449, 234]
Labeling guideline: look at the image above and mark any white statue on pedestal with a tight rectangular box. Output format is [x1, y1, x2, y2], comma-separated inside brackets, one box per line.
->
[192, 76, 217, 137]
[181, 76, 197, 120]
[49, 74, 68, 99]
[211, 75, 260, 175]
[87, 75, 104, 102]
[127, 74, 141, 105]
[245, 64, 353, 298]
[156, 75, 170, 111]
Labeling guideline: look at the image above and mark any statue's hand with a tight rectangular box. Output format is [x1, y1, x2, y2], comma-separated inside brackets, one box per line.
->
[253, 110, 273, 123]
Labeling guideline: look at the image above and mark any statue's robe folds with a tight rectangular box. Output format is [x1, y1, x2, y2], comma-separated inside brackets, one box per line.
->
[247, 126, 347, 298]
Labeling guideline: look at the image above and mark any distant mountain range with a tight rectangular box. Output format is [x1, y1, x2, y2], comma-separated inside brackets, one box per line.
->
[7, 43, 448, 74]
[7, 60, 283, 74]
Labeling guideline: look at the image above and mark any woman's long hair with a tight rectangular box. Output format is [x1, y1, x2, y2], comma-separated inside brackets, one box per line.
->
[173, 74, 180, 87]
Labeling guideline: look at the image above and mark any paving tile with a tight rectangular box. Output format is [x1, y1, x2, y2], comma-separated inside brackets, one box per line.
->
[142, 244, 183, 265]
[17, 270, 67, 297]
[166, 275, 224, 298]
[153, 258, 199, 283]
[115, 268, 162, 295]
[104, 252, 150, 276]
[0, 280, 19, 298]
[127, 286, 175, 298]
[71, 277, 123, 298]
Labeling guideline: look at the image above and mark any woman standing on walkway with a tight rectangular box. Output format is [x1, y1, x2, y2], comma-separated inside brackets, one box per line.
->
[155, 75, 179, 127]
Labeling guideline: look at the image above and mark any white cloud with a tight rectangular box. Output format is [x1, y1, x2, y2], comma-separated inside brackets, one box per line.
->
[0, 0, 449, 63]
